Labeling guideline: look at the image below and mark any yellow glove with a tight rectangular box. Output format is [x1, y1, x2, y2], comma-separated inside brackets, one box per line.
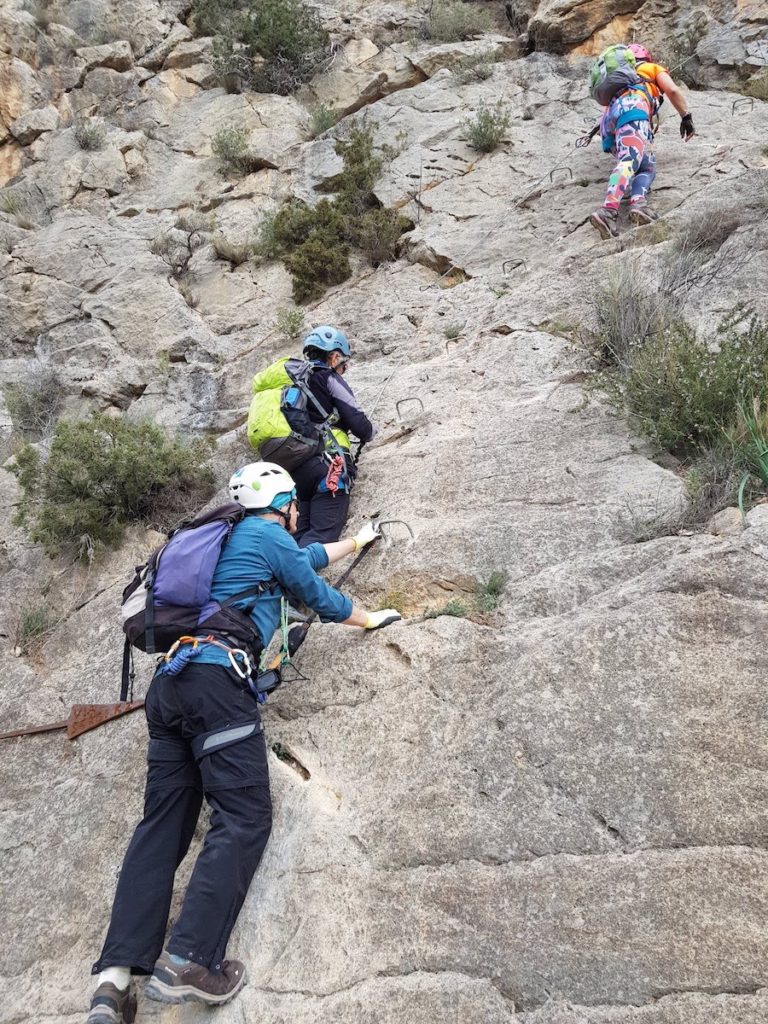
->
[352, 520, 381, 552]
[364, 609, 402, 630]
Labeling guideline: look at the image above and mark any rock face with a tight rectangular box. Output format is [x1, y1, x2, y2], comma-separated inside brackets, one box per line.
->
[1, 3, 768, 1023]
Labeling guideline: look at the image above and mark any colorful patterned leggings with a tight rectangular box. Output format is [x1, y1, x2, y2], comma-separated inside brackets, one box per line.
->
[603, 121, 656, 210]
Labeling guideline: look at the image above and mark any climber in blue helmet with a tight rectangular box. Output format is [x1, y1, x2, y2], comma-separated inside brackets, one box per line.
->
[249, 325, 376, 552]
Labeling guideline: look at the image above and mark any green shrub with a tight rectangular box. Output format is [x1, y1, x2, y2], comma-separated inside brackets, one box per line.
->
[608, 310, 768, 455]
[275, 306, 305, 343]
[464, 101, 510, 153]
[350, 207, 409, 266]
[284, 232, 351, 302]
[252, 122, 409, 299]
[444, 323, 462, 340]
[584, 261, 675, 372]
[426, 598, 469, 619]
[476, 570, 507, 612]
[2, 363, 62, 439]
[212, 126, 258, 174]
[190, 0, 241, 36]
[308, 102, 339, 138]
[198, 0, 329, 94]
[333, 123, 384, 217]
[74, 118, 106, 151]
[9, 413, 215, 557]
[454, 49, 500, 84]
[428, 0, 495, 42]
[241, 0, 329, 93]
[15, 604, 53, 654]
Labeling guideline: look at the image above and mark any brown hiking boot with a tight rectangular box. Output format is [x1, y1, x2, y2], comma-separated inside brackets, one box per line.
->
[145, 950, 247, 1005]
[86, 982, 136, 1024]
[629, 201, 659, 226]
[590, 206, 619, 239]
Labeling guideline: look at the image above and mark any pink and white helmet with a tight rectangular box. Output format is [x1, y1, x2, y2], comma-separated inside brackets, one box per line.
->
[629, 43, 653, 62]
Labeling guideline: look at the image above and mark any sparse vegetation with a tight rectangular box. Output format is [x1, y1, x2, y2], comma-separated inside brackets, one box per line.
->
[608, 310, 768, 454]
[14, 603, 53, 655]
[444, 324, 462, 340]
[426, 598, 469, 619]
[464, 101, 510, 153]
[476, 570, 507, 612]
[74, 118, 106, 151]
[251, 121, 410, 301]
[0, 191, 36, 230]
[211, 126, 260, 175]
[453, 49, 500, 84]
[427, 0, 495, 42]
[376, 590, 409, 616]
[743, 71, 768, 102]
[308, 102, 339, 138]
[585, 227, 768, 529]
[275, 306, 305, 343]
[9, 413, 216, 557]
[2, 362, 62, 439]
[191, 0, 329, 95]
[151, 212, 212, 278]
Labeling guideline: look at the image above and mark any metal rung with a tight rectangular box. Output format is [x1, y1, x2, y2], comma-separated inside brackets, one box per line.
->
[549, 165, 573, 182]
[732, 96, 754, 115]
[502, 258, 527, 275]
[378, 519, 415, 541]
[396, 397, 424, 420]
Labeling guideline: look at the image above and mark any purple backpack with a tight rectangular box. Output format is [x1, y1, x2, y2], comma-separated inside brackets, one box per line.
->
[119, 503, 273, 699]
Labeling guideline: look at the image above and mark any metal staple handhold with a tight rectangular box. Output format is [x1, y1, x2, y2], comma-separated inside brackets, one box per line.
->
[396, 397, 425, 420]
[549, 165, 573, 182]
[732, 96, 754, 115]
[502, 258, 527, 275]
[378, 519, 415, 541]
[445, 338, 460, 355]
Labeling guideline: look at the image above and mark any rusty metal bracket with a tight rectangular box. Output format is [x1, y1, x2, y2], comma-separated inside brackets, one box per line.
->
[502, 258, 527, 275]
[732, 96, 754, 115]
[396, 397, 424, 420]
[549, 165, 573, 183]
[0, 701, 145, 741]
[378, 519, 415, 542]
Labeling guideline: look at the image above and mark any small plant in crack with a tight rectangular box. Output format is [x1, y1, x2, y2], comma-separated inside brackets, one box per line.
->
[150, 211, 212, 279]
[444, 323, 462, 340]
[464, 102, 511, 153]
[476, 570, 507, 612]
[74, 118, 107, 151]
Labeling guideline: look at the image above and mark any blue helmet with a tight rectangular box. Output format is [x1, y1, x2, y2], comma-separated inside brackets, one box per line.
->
[302, 326, 351, 358]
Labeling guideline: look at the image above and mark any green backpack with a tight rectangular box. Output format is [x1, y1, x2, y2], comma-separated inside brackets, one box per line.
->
[247, 358, 324, 470]
[589, 44, 642, 105]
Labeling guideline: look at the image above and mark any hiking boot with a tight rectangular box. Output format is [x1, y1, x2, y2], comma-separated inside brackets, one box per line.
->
[590, 206, 619, 239]
[629, 202, 659, 226]
[86, 983, 136, 1024]
[145, 951, 247, 1006]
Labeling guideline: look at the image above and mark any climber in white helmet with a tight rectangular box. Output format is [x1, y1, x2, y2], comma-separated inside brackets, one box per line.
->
[87, 462, 400, 1023]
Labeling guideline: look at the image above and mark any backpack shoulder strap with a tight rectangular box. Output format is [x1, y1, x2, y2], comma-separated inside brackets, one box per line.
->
[220, 578, 279, 610]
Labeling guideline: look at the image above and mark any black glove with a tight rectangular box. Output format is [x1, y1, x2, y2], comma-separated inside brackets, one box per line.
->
[680, 113, 694, 140]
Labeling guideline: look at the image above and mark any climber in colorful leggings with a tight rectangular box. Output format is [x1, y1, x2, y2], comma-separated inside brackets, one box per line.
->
[590, 44, 695, 240]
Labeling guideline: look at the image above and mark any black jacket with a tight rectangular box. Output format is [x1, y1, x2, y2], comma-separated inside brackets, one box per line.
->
[307, 362, 375, 443]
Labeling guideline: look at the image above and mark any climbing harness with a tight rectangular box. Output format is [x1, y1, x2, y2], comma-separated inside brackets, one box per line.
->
[156, 633, 282, 704]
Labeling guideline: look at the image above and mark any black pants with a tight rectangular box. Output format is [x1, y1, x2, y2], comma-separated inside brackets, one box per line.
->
[92, 664, 272, 976]
[292, 454, 351, 548]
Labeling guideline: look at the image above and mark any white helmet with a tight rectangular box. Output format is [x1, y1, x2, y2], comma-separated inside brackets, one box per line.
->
[229, 462, 296, 512]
